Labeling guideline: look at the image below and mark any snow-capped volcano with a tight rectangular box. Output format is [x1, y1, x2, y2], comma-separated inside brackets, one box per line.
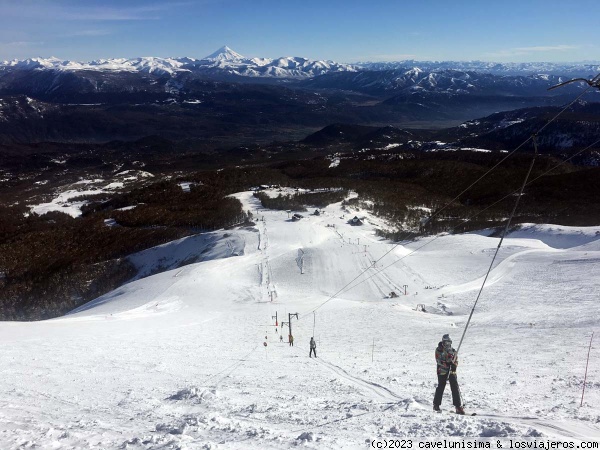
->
[192, 46, 359, 78]
[202, 45, 246, 62]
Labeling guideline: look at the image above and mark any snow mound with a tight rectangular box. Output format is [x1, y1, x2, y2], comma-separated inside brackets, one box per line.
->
[128, 231, 246, 280]
[506, 223, 600, 249]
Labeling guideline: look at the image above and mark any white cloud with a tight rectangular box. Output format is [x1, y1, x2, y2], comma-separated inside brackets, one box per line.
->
[0, 40, 44, 47]
[485, 45, 579, 58]
[62, 30, 113, 37]
[513, 45, 578, 52]
[359, 54, 418, 62]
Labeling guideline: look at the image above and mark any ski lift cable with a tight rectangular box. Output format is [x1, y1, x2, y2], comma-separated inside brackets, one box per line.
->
[317, 138, 538, 409]
[298, 76, 598, 319]
[272, 90, 598, 427]
[547, 73, 600, 91]
[333, 136, 600, 296]
[200, 344, 259, 387]
[420, 80, 595, 221]
[534, 80, 598, 136]
[454, 136, 539, 357]
[280, 342, 402, 433]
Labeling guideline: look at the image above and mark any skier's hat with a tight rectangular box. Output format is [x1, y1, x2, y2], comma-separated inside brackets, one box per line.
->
[442, 334, 452, 343]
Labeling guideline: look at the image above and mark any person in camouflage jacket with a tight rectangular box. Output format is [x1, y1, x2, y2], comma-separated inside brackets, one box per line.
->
[433, 334, 464, 414]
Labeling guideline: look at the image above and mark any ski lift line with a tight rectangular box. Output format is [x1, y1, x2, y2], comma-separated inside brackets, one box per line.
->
[519, 137, 600, 189]
[222, 340, 401, 437]
[408, 77, 595, 225]
[581, 332, 595, 407]
[298, 79, 599, 319]
[200, 344, 259, 387]
[201, 346, 258, 385]
[548, 73, 600, 91]
[336, 135, 600, 298]
[462, 135, 599, 231]
[534, 81, 597, 137]
[289, 152, 596, 412]
[287, 325, 431, 420]
[454, 136, 539, 358]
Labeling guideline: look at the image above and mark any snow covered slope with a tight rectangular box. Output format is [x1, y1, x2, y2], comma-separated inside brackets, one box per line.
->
[0, 56, 190, 75]
[203, 45, 246, 62]
[0, 191, 598, 448]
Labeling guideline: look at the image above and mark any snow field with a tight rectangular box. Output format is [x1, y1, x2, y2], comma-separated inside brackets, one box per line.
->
[0, 190, 598, 448]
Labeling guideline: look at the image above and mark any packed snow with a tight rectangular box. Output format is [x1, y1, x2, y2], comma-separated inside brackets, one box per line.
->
[2, 191, 599, 448]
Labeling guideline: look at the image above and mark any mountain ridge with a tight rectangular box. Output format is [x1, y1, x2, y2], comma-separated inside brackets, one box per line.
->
[3, 46, 599, 79]
[0, 46, 358, 78]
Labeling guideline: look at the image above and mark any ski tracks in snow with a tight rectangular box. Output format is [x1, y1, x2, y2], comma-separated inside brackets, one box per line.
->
[359, 250, 406, 298]
[257, 220, 277, 303]
[307, 352, 403, 403]
[257, 220, 268, 252]
[296, 248, 305, 274]
[474, 413, 600, 440]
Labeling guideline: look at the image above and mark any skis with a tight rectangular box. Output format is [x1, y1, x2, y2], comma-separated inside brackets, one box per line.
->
[435, 410, 477, 416]
[451, 410, 477, 416]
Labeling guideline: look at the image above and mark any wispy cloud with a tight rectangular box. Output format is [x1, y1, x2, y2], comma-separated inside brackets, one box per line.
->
[1, 1, 196, 22]
[0, 40, 45, 58]
[62, 29, 114, 38]
[359, 53, 418, 62]
[0, 40, 44, 47]
[514, 45, 578, 52]
[485, 45, 578, 58]
[57, 5, 161, 21]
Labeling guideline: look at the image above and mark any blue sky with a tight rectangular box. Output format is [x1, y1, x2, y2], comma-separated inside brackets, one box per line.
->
[0, 0, 598, 63]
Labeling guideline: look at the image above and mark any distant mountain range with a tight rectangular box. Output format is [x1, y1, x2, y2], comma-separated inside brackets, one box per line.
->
[0, 46, 358, 78]
[359, 61, 600, 78]
[2, 46, 599, 79]
[300, 68, 582, 96]
[1, 46, 599, 147]
[0, 46, 593, 108]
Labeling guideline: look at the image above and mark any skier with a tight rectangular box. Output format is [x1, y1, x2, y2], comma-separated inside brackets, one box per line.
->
[433, 334, 465, 414]
[280, 335, 283, 343]
[289, 334, 294, 346]
[309, 337, 317, 358]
